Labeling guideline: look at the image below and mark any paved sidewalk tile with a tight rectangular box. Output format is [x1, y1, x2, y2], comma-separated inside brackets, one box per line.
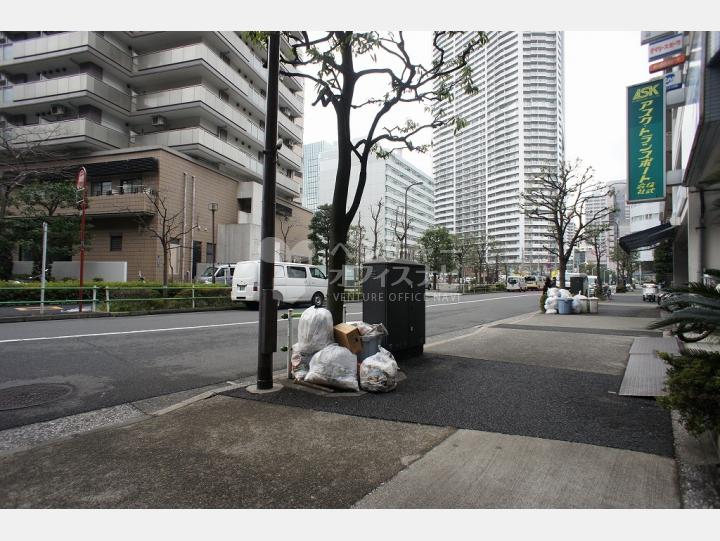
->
[355, 429, 680, 509]
[0, 396, 453, 508]
[619, 354, 669, 397]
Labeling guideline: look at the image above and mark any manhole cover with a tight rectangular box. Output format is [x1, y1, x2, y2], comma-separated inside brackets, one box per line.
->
[0, 383, 74, 411]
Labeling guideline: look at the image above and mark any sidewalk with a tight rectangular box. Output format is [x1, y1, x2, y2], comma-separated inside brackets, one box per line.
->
[0, 293, 689, 508]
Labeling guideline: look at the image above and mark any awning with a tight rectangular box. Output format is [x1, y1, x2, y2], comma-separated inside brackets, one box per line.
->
[619, 223, 676, 252]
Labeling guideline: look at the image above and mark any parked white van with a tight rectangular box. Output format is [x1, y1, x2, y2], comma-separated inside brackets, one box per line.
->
[506, 275, 527, 292]
[197, 264, 234, 285]
[231, 261, 328, 308]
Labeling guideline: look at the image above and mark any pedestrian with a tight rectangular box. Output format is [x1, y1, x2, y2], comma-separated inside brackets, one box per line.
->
[550, 277, 557, 288]
[542, 276, 551, 295]
[138, 270, 145, 283]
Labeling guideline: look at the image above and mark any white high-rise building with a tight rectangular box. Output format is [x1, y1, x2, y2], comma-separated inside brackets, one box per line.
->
[315, 147, 434, 259]
[302, 141, 336, 212]
[432, 31, 565, 271]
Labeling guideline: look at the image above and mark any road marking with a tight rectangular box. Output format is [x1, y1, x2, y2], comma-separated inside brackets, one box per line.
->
[0, 321, 259, 344]
[0, 294, 535, 344]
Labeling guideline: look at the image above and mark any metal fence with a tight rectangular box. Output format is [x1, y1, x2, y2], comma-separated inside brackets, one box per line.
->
[0, 284, 232, 315]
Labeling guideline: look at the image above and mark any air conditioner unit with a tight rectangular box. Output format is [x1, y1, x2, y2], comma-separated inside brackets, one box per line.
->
[50, 104, 66, 116]
[220, 52, 231, 64]
[217, 127, 228, 140]
[0, 77, 7, 87]
[151, 115, 166, 127]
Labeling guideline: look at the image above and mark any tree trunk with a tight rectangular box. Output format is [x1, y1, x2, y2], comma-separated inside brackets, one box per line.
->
[162, 244, 169, 288]
[558, 258, 567, 290]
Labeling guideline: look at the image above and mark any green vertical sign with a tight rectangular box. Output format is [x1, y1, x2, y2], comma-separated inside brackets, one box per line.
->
[627, 79, 665, 202]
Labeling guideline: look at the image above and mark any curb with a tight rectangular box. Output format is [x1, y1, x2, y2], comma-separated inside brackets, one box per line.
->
[0, 370, 286, 457]
[0, 304, 246, 324]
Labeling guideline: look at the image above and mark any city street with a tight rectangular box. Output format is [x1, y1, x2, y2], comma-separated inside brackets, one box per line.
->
[0, 291, 539, 430]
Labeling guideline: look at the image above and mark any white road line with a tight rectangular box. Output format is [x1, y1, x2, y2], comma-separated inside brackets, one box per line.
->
[0, 294, 534, 344]
[0, 321, 258, 344]
[347, 294, 529, 317]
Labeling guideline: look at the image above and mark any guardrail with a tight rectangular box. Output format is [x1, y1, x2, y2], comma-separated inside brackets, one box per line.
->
[0, 284, 232, 315]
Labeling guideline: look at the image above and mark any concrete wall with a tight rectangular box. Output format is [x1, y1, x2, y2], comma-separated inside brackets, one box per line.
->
[52, 261, 128, 282]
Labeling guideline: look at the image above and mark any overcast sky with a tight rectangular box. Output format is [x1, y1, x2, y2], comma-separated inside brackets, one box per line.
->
[301, 31, 650, 183]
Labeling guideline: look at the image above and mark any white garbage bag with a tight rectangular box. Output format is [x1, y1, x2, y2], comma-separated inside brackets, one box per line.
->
[360, 347, 399, 393]
[547, 287, 559, 298]
[290, 343, 313, 381]
[558, 289, 572, 299]
[573, 294, 588, 314]
[544, 297, 558, 311]
[297, 307, 334, 354]
[545, 308, 558, 314]
[304, 344, 359, 392]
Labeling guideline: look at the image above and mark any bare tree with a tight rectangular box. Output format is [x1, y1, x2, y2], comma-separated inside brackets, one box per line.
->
[454, 233, 473, 285]
[586, 223, 610, 288]
[278, 216, 297, 261]
[369, 198, 384, 260]
[0, 127, 69, 278]
[393, 206, 413, 260]
[139, 192, 198, 287]
[521, 160, 615, 287]
[469, 231, 490, 284]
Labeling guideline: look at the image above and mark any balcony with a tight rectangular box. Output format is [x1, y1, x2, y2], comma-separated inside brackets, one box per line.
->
[279, 83, 303, 117]
[276, 169, 302, 198]
[217, 32, 267, 82]
[278, 111, 302, 144]
[280, 62, 303, 93]
[136, 43, 266, 116]
[134, 127, 262, 179]
[86, 190, 155, 217]
[135, 85, 265, 146]
[3, 118, 128, 150]
[0, 32, 133, 72]
[278, 143, 302, 170]
[2, 74, 132, 111]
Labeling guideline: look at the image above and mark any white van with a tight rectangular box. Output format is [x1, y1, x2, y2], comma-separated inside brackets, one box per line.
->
[197, 264, 234, 285]
[231, 260, 328, 308]
[506, 275, 527, 292]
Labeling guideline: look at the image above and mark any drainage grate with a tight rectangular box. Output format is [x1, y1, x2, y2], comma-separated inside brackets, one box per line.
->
[0, 383, 74, 411]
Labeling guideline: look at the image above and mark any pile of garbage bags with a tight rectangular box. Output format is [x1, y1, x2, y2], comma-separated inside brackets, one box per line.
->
[544, 288, 589, 314]
[290, 306, 399, 393]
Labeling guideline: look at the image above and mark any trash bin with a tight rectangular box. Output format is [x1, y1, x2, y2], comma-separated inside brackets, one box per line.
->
[557, 298, 574, 315]
[358, 334, 382, 362]
[588, 297, 599, 314]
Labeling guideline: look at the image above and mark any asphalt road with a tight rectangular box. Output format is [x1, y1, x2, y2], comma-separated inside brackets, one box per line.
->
[0, 291, 539, 429]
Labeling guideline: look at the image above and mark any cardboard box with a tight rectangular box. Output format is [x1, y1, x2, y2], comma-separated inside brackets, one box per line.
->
[334, 323, 363, 354]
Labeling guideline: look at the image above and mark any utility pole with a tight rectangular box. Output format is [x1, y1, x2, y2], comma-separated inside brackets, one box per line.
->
[256, 31, 280, 391]
[208, 202, 218, 283]
[40, 221, 48, 315]
[76, 167, 88, 312]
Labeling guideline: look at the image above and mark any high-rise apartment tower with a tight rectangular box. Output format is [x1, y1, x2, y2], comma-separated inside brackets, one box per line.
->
[432, 31, 565, 271]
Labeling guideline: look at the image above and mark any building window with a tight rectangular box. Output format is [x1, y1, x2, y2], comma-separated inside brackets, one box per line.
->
[238, 198, 252, 213]
[206, 243, 215, 262]
[121, 178, 143, 194]
[110, 235, 122, 251]
[92, 181, 112, 196]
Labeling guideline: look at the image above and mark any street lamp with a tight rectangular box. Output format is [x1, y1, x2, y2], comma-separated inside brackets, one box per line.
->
[208, 202, 218, 283]
[403, 180, 423, 259]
